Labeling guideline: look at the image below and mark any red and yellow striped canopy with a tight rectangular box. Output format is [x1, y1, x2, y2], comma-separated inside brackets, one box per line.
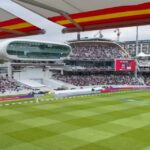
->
[13, 0, 150, 33]
[0, 8, 43, 39]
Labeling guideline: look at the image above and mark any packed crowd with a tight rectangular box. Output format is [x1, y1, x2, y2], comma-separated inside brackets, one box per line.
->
[0, 76, 30, 94]
[143, 75, 150, 86]
[70, 42, 129, 60]
[55, 74, 141, 86]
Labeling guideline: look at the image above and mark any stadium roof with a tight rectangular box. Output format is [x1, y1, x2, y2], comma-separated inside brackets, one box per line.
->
[68, 38, 112, 43]
[13, 0, 150, 33]
[0, 7, 44, 39]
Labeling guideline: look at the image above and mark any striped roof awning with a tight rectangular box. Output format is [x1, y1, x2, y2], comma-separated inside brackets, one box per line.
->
[0, 7, 43, 39]
[13, 0, 150, 33]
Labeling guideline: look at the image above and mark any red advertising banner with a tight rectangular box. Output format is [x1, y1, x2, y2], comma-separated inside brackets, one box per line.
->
[115, 59, 135, 72]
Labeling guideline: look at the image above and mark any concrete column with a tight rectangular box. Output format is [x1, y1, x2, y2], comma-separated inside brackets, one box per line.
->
[140, 43, 143, 53]
[61, 69, 64, 75]
[7, 63, 12, 78]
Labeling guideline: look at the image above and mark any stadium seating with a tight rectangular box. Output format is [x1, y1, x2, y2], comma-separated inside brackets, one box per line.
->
[70, 42, 129, 60]
[0, 76, 31, 94]
[52, 41, 149, 87]
[54, 74, 142, 86]
[143, 75, 150, 86]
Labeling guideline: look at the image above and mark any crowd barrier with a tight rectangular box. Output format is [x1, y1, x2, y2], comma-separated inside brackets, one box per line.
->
[54, 87, 103, 98]
[0, 94, 34, 102]
[0, 91, 47, 102]
[54, 86, 150, 98]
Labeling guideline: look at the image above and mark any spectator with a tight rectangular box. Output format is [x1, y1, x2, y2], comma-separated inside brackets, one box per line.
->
[54, 74, 142, 86]
[69, 42, 129, 60]
[143, 75, 150, 86]
[0, 76, 30, 94]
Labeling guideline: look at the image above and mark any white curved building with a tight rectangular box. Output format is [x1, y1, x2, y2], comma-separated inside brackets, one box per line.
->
[0, 39, 71, 61]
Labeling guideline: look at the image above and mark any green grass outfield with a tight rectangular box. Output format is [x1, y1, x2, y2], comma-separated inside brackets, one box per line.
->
[0, 90, 150, 150]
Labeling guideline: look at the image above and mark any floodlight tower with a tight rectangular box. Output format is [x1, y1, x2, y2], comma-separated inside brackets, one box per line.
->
[94, 30, 103, 38]
[135, 26, 139, 57]
[114, 28, 121, 42]
[135, 26, 139, 79]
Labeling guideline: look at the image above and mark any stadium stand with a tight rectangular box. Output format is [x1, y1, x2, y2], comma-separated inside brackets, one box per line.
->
[0, 75, 31, 95]
[49, 39, 150, 87]
[54, 73, 142, 86]
[1, 38, 150, 90]
[143, 75, 150, 86]
[69, 42, 129, 60]
[53, 39, 144, 87]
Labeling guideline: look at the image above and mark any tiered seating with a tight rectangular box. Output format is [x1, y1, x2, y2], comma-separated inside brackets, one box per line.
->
[143, 75, 150, 86]
[0, 76, 30, 94]
[70, 42, 128, 60]
[55, 74, 141, 86]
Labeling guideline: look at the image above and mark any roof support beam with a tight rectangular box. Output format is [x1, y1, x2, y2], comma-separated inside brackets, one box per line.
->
[61, 13, 82, 31]
[13, 0, 83, 31]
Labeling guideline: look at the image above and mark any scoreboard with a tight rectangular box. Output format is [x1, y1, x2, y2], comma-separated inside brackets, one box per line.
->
[115, 59, 135, 72]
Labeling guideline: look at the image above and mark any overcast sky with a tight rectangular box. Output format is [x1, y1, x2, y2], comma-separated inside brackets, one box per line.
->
[0, 0, 150, 43]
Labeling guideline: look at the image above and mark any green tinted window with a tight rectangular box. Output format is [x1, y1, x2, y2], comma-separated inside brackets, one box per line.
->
[7, 41, 70, 59]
